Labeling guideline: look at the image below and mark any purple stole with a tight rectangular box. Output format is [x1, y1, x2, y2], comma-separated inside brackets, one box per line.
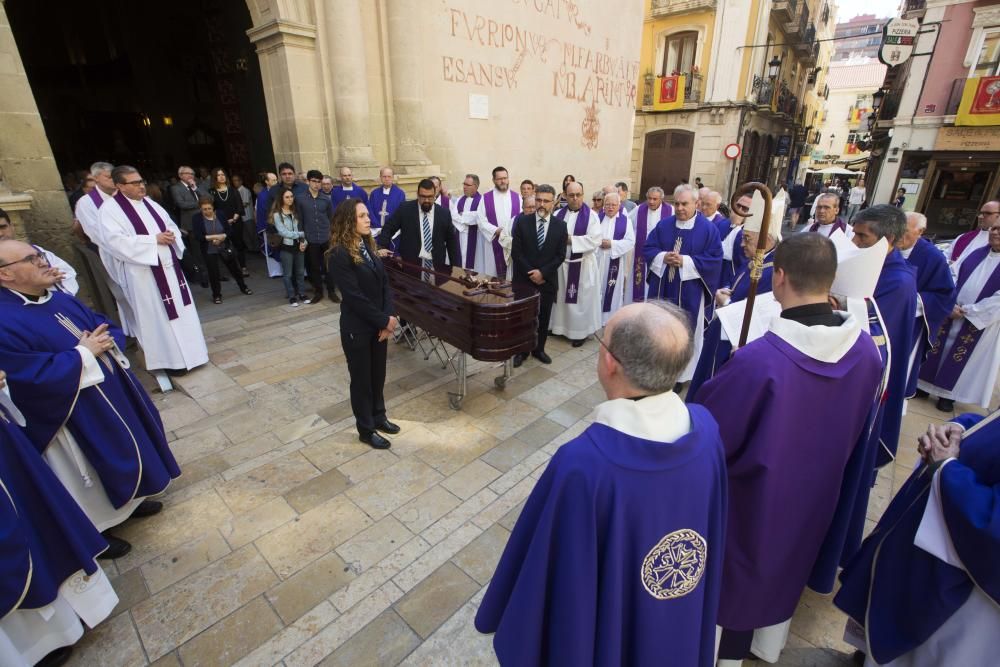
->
[437, 194, 450, 210]
[920, 247, 1000, 389]
[950, 229, 980, 261]
[110, 192, 191, 320]
[600, 213, 629, 313]
[554, 204, 592, 304]
[484, 190, 521, 277]
[456, 194, 482, 270]
[809, 217, 847, 234]
[87, 188, 105, 209]
[632, 203, 672, 302]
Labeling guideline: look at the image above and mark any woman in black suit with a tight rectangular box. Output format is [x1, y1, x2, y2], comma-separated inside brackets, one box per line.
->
[326, 199, 400, 449]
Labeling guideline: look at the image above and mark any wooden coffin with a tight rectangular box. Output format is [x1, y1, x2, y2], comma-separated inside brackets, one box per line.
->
[384, 260, 539, 362]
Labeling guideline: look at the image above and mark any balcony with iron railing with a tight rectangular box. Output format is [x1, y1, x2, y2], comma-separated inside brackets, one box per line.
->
[772, 0, 798, 24]
[650, 0, 717, 17]
[785, 3, 809, 35]
[796, 23, 816, 54]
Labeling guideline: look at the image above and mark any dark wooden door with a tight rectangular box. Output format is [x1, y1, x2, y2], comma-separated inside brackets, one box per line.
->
[640, 130, 694, 196]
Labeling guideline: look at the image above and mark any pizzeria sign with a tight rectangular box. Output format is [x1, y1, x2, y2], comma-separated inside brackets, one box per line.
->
[879, 18, 919, 67]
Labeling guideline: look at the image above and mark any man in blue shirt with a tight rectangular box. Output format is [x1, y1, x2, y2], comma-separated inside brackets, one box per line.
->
[295, 170, 336, 304]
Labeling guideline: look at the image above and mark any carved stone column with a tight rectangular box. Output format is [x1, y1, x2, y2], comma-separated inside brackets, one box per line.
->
[385, 0, 431, 167]
[323, 1, 376, 167]
[247, 19, 330, 173]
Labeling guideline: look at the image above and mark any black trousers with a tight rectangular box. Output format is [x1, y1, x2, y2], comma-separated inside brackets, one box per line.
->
[227, 220, 248, 269]
[305, 241, 330, 294]
[205, 252, 246, 298]
[341, 331, 387, 435]
[536, 290, 555, 353]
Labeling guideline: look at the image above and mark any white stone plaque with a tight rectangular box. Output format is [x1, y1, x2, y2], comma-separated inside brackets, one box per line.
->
[468, 93, 489, 120]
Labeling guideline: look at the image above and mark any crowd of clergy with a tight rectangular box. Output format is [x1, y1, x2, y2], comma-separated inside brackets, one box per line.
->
[0, 152, 998, 666]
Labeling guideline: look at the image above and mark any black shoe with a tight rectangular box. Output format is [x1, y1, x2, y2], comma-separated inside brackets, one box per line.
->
[330, 292, 342, 303]
[852, 650, 866, 666]
[165, 368, 188, 377]
[531, 350, 552, 364]
[359, 432, 391, 449]
[513, 353, 526, 368]
[36, 646, 73, 667]
[571, 339, 585, 348]
[936, 397, 955, 412]
[915, 388, 929, 399]
[240, 286, 254, 295]
[306, 291, 324, 305]
[131, 499, 163, 518]
[98, 535, 132, 560]
[375, 419, 401, 435]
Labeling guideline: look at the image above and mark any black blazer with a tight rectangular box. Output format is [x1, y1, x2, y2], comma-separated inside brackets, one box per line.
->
[378, 201, 460, 268]
[511, 212, 568, 295]
[327, 244, 394, 335]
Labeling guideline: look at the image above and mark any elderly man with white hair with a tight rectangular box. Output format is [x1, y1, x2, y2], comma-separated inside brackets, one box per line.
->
[626, 186, 673, 305]
[642, 184, 723, 385]
[596, 192, 636, 325]
[898, 212, 955, 398]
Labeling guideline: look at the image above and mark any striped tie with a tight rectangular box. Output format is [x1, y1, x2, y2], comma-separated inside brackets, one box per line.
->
[537, 218, 546, 249]
[422, 213, 432, 253]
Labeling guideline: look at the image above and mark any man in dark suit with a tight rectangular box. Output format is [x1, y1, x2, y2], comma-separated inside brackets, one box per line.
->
[511, 183, 567, 367]
[169, 165, 210, 286]
[377, 179, 460, 270]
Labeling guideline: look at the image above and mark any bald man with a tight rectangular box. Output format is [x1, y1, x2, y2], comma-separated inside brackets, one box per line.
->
[477, 301, 726, 666]
[948, 200, 999, 266]
[368, 167, 406, 234]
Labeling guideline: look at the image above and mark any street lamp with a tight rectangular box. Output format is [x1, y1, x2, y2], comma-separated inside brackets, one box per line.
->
[871, 88, 886, 112]
[768, 56, 782, 80]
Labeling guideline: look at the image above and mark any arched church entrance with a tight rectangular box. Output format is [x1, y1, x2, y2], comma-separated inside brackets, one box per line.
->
[6, 0, 273, 186]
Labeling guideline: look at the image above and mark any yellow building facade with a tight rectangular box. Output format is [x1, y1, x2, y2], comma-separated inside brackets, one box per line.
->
[631, 0, 835, 199]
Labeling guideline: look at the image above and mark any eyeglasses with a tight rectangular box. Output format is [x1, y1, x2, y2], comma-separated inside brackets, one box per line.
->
[593, 329, 622, 365]
[123, 179, 147, 186]
[979, 210, 999, 216]
[0, 251, 48, 269]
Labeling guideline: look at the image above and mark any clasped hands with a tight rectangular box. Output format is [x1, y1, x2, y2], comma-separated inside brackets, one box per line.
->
[79, 323, 115, 356]
[527, 269, 545, 285]
[917, 422, 961, 465]
[949, 304, 966, 320]
[156, 231, 176, 245]
[662, 251, 684, 268]
[378, 316, 400, 342]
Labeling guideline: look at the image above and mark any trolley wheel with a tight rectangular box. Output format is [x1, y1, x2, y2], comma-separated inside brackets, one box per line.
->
[448, 394, 463, 410]
[494, 376, 508, 389]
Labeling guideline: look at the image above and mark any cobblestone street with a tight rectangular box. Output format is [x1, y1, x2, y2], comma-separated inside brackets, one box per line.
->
[66, 257, 986, 667]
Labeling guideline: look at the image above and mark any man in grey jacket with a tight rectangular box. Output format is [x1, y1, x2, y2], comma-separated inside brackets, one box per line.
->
[295, 169, 337, 304]
[169, 165, 209, 286]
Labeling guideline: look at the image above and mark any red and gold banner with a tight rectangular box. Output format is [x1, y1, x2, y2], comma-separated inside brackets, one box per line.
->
[653, 75, 685, 111]
[955, 76, 1000, 127]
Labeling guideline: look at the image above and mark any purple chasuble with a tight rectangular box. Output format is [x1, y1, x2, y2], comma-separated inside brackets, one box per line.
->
[632, 202, 673, 301]
[484, 190, 521, 277]
[920, 246, 1000, 390]
[475, 406, 727, 667]
[456, 194, 482, 270]
[809, 217, 847, 234]
[111, 192, 191, 320]
[694, 328, 883, 629]
[554, 204, 592, 304]
[600, 213, 629, 313]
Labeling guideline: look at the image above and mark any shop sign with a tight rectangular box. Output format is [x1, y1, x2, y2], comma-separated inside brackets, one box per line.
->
[879, 18, 919, 67]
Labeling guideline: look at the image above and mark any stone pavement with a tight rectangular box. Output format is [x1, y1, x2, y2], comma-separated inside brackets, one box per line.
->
[66, 256, 989, 667]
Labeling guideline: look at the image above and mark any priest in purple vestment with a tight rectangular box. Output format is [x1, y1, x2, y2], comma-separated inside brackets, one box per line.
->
[919, 223, 1000, 411]
[368, 167, 406, 235]
[693, 234, 883, 665]
[805, 193, 851, 239]
[642, 184, 723, 383]
[851, 206, 918, 466]
[626, 186, 673, 305]
[328, 166, 369, 209]
[476, 301, 726, 666]
[0, 240, 180, 559]
[899, 212, 956, 398]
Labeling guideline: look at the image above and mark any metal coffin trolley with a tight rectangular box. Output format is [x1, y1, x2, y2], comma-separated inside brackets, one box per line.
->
[383, 258, 539, 409]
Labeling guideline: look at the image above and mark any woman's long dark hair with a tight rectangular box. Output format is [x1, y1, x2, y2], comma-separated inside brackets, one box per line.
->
[326, 198, 376, 265]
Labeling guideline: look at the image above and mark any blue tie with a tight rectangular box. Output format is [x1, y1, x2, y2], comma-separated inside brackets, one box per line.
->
[360, 241, 374, 267]
[422, 213, 432, 253]
[537, 218, 546, 249]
